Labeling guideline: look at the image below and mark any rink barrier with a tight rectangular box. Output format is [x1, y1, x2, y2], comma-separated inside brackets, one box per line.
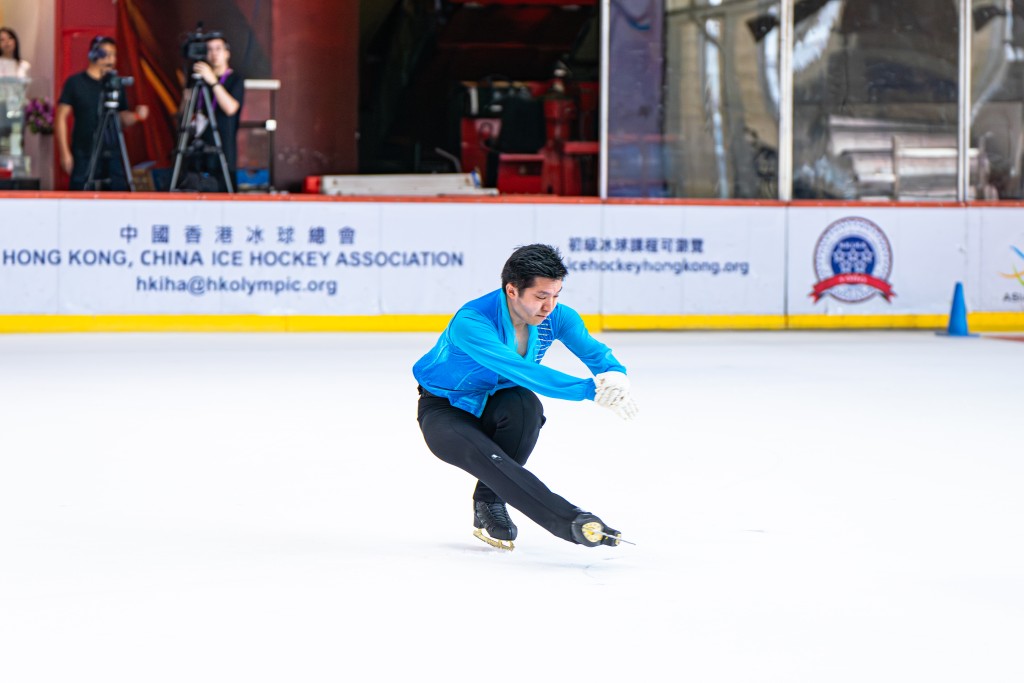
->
[3, 194, 1024, 332]
[3, 312, 1023, 333]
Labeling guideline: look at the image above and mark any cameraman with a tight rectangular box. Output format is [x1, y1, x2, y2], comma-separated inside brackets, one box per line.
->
[55, 36, 149, 191]
[188, 35, 243, 192]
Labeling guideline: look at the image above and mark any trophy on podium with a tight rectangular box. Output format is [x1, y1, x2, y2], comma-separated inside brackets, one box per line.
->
[0, 75, 30, 178]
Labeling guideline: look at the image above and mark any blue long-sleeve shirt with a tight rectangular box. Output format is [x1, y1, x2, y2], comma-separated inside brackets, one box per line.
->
[413, 289, 626, 416]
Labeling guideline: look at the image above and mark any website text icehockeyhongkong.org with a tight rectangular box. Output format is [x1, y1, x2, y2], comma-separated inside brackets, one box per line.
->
[567, 257, 750, 276]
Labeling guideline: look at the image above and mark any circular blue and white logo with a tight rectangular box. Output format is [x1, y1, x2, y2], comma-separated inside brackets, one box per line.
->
[810, 216, 895, 303]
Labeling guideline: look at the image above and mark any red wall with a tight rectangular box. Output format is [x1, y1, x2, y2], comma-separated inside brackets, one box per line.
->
[272, 1, 359, 190]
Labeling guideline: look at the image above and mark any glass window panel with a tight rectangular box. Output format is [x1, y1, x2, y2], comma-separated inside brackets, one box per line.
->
[971, 0, 1024, 200]
[609, 0, 972, 200]
[666, 0, 782, 198]
[620, 0, 783, 199]
[790, 0, 962, 200]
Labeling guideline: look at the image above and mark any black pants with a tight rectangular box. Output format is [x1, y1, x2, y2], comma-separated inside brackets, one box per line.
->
[417, 386, 582, 543]
[70, 150, 128, 191]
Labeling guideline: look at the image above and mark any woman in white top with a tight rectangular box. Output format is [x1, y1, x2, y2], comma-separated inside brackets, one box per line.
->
[0, 27, 30, 79]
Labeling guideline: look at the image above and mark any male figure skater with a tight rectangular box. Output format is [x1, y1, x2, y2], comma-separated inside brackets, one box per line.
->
[414, 244, 638, 550]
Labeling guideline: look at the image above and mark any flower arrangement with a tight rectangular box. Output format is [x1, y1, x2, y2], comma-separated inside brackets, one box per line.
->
[24, 97, 55, 135]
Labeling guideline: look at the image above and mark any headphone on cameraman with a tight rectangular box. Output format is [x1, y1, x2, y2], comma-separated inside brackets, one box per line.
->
[88, 35, 115, 62]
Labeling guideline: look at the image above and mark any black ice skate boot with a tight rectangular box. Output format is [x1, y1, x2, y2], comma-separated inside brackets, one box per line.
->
[570, 511, 622, 547]
[473, 501, 518, 550]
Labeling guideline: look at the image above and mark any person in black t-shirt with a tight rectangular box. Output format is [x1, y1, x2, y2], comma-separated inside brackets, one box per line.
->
[54, 36, 149, 191]
[187, 36, 243, 192]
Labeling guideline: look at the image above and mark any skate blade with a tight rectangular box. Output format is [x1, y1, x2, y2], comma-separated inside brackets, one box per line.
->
[473, 528, 515, 551]
[581, 522, 634, 547]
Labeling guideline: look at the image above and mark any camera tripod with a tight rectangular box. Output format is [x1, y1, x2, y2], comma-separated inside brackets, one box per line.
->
[84, 99, 135, 192]
[169, 75, 234, 192]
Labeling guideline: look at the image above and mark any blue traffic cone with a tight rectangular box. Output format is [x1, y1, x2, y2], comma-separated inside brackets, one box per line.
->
[938, 281, 977, 337]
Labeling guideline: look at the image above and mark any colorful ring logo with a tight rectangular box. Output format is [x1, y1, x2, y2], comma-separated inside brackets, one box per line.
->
[998, 245, 1024, 288]
[810, 216, 895, 304]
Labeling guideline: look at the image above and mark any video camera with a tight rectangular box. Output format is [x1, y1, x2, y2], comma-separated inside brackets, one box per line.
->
[181, 22, 223, 63]
[100, 70, 134, 107]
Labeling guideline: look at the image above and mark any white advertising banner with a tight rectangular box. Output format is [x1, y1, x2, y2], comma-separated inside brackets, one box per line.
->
[8, 198, 1019, 324]
[587, 204, 786, 315]
[2, 199, 485, 315]
[787, 207, 968, 315]
[0, 199, 61, 314]
[971, 208, 1024, 312]
[530, 203, 604, 313]
[0, 198, 785, 318]
[376, 201, 537, 313]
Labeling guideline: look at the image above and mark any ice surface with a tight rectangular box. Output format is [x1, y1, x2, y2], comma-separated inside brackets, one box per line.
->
[1, 331, 1021, 682]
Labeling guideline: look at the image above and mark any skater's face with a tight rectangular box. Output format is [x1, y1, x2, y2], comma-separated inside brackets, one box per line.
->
[505, 277, 561, 327]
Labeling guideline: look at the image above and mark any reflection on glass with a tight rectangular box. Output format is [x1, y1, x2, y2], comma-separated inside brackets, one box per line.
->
[613, 0, 1016, 200]
[789, 0, 970, 200]
[971, 0, 1024, 200]
[653, 0, 781, 199]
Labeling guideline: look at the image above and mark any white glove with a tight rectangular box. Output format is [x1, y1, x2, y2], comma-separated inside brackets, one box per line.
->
[594, 371, 639, 421]
[594, 371, 630, 408]
[612, 395, 639, 421]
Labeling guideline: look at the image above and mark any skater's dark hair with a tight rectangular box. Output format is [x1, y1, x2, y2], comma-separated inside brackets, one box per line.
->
[501, 244, 568, 292]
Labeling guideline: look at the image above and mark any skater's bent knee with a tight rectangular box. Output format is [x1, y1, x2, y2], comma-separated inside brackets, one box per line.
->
[490, 386, 544, 421]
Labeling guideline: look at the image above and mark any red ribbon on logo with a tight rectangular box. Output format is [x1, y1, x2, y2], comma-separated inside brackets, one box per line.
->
[810, 273, 895, 302]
